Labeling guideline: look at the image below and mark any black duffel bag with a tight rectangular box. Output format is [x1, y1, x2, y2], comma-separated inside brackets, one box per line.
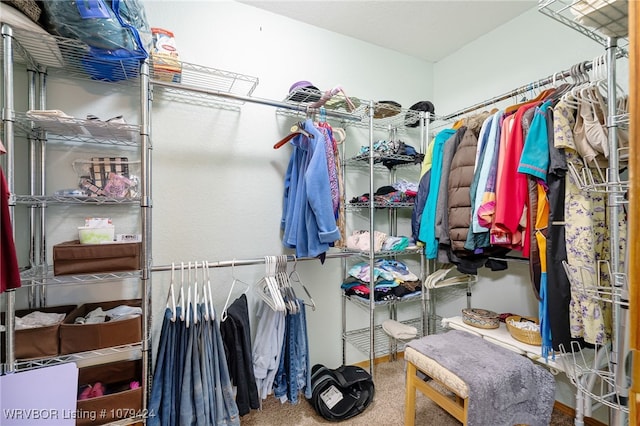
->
[308, 364, 375, 422]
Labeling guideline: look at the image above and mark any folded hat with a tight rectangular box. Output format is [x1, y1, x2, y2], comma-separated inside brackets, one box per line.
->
[325, 95, 362, 111]
[373, 100, 402, 119]
[405, 100, 435, 127]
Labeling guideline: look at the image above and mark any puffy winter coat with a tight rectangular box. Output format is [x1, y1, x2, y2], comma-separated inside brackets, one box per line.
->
[447, 127, 479, 252]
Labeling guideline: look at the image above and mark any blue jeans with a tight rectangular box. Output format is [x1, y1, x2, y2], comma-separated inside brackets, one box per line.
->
[148, 307, 181, 426]
[149, 303, 239, 426]
[273, 301, 311, 404]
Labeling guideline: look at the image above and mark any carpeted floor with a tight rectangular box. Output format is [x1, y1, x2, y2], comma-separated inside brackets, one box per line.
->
[240, 359, 576, 425]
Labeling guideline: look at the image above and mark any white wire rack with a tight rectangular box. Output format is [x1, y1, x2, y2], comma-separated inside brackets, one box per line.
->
[150, 60, 259, 109]
[276, 86, 426, 132]
[557, 341, 630, 414]
[538, 0, 629, 55]
[562, 260, 629, 308]
[566, 147, 629, 205]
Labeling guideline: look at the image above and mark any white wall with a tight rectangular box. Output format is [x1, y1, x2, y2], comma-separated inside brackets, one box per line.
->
[142, 0, 435, 369]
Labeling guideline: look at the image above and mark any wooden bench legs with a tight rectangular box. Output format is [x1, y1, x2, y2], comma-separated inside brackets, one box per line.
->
[404, 359, 468, 425]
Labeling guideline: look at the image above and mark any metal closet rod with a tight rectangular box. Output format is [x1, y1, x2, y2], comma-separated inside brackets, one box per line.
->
[151, 251, 354, 272]
[441, 53, 623, 121]
[150, 79, 363, 122]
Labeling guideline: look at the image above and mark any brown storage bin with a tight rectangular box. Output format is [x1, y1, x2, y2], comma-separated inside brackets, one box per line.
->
[1, 304, 76, 359]
[53, 240, 141, 276]
[76, 359, 143, 426]
[60, 299, 142, 355]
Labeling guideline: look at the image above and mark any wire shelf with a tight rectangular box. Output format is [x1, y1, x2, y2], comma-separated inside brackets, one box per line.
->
[538, 0, 629, 55]
[5, 27, 143, 87]
[16, 112, 140, 146]
[151, 60, 259, 109]
[342, 247, 423, 259]
[346, 291, 424, 310]
[344, 317, 424, 358]
[19, 268, 141, 287]
[557, 341, 630, 413]
[9, 343, 142, 372]
[347, 201, 415, 209]
[562, 260, 629, 307]
[344, 153, 422, 169]
[13, 194, 141, 205]
[276, 87, 425, 131]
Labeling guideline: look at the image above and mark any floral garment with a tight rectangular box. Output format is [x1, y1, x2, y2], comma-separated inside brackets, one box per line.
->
[555, 100, 626, 345]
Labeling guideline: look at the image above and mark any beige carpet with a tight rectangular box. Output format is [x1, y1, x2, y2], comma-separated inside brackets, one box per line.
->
[240, 360, 575, 425]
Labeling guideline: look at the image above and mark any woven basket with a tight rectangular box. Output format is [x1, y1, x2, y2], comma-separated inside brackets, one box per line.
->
[506, 315, 542, 346]
[6, 0, 42, 24]
[461, 308, 499, 329]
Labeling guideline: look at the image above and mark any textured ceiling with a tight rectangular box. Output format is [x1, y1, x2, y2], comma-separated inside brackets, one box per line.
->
[239, 0, 537, 62]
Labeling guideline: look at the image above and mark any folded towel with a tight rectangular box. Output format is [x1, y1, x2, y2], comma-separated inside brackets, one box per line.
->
[382, 319, 418, 340]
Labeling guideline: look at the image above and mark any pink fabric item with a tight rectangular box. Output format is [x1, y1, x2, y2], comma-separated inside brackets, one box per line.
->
[346, 230, 387, 252]
[1, 168, 21, 293]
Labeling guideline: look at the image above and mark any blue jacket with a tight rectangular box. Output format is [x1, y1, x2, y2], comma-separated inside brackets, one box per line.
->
[418, 128, 456, 259]
[281, 119, 341, 258]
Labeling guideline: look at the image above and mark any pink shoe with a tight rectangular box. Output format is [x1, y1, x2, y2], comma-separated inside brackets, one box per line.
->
[78, 385, 92, 400]
[89, 382, 105, 398]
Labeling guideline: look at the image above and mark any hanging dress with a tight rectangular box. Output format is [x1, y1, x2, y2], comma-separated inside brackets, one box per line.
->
[554, 100, 611, 345]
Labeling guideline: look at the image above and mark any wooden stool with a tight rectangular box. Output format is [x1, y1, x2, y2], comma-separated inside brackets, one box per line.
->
[404, 346, 469, 425]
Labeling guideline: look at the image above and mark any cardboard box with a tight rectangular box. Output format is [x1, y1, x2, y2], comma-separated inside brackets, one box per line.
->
[76, 359, 143, 426]
[1, 304, 76, 359]
[59, 299, 142, 355]
[53, 240, 141, 276]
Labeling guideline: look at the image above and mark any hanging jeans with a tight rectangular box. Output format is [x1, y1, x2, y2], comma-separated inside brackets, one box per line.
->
[149, 304, 239, 426]
[148, 307, 181, 426]
[273, 301, 312, 404]
[209, 306, 240, 426]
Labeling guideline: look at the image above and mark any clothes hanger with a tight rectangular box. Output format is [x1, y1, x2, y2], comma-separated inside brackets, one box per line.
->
[560, 63, 589, 109]
[332, 127, 347, 145]
[268, 256, 287, 312]
[221, 259, 251, 321]
[289, 255, 316, 311]
[166, 262, 178, 322]
[200, 261, 210, 322]
[179, 261, 186, 322]
[279, 255, 299, 314]
[273, 121, 314, 149]
[309, 85, 357, 112]
[203, 261, 216, 322]
[185, 262, 193, 328]
[255, 256, 285, 312]
[504, 85, 555, 115]
[192, 261, 200, 326]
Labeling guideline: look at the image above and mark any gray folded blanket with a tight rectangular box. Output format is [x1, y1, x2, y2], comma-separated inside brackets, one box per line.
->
[406, 329, 555, 426]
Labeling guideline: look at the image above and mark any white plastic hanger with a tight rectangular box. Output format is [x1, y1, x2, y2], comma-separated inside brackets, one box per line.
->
[289, 256, 316, 311]
[166, 262, 178, 322]
[185, 262, 193, 328]
[221, 259, 251, 321]
[192, 261, 200, 326]
[204, 261, 216, 322]
[179, 261, 186, 322]
[277, 255, 298, 314]
[267, 256, 287, 312]
[255, 257, 282, 312]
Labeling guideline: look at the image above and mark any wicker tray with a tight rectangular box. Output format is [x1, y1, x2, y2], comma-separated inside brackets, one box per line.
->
[461, 308, 499, 329]
[506, 315, 542, 346]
